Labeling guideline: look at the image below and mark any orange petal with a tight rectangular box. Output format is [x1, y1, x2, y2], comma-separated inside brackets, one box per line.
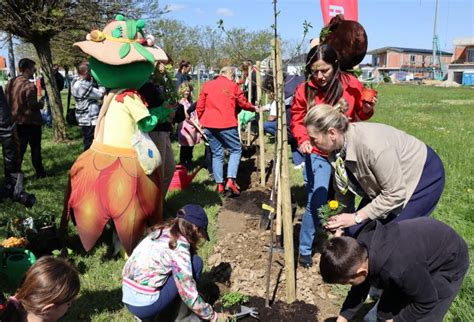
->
[93, 151, 118, 171]
[119, 156, 139, 177]
[113, 198, 147, 255]
[72, 185, 108, 252]
[98, 160, 136, 219]
[69, 152, 100, 208]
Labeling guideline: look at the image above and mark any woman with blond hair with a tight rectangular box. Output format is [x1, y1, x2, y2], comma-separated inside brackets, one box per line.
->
[304, 104, 445, 237]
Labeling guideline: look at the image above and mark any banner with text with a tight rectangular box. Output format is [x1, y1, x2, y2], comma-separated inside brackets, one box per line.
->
[320, 0, 358, 25]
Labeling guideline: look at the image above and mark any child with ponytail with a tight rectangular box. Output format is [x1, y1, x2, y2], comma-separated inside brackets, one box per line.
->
[122, 204, 226, 321]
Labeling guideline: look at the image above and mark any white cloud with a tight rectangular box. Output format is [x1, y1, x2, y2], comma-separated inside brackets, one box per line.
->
[216, 7, 234, 17]
[195, 7, 205, 14]
[165, 3, 186, 12]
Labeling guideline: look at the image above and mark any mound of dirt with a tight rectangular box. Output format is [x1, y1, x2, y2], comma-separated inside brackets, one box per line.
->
[208, 203, 342, 321]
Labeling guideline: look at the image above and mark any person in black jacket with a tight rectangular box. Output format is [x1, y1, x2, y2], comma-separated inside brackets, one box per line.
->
[0, 86, 36, 207]
[320, 217, 469, 322]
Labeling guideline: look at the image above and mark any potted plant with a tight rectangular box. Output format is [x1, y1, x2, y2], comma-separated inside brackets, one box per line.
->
[318, 200, 345, 226]
[361, 81, 378, 103]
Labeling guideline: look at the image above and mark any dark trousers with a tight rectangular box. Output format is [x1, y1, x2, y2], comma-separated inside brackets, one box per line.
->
[16, 124, 45, 177]
[179, 145, 194, 168]
[1, 130, 21, 177]
[205, 145, 213, 175]
[80, 126, 95, 151]
[346, 146, 445, 237]
[126, 255, 203, 319]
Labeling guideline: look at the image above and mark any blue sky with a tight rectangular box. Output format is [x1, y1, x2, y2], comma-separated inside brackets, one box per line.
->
[161, 0, 473, 59]
[1, 0, 472, 65]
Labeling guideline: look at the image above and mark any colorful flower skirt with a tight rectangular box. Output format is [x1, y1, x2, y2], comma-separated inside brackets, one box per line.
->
[65, 141, 163, 254]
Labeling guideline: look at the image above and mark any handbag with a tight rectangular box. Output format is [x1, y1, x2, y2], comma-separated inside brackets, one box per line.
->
[131, 130, 162, 175]
[65, 78, 78, 126]
[66, 107, 78, 126]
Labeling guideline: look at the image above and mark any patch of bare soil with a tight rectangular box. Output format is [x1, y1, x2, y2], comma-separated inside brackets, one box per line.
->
[207, 184, 342, 321]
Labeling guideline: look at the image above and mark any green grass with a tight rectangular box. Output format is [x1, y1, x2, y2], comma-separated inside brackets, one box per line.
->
[0, 85, 472, 321]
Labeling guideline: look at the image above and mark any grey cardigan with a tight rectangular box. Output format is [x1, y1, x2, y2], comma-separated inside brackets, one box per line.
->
[329, 122, 427, 220]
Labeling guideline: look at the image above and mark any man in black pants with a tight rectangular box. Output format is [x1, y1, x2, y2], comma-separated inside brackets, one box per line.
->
[0, 86, 36, 207]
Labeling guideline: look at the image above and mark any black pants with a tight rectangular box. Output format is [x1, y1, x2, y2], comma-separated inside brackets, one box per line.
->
[81, 125, 95, 151]
[179, 146, 194, 168]
[1, 127, 26, 198]
[1, 130, 21, 177]
[205, 145, 213, 175]
[16, 124, 45, 177]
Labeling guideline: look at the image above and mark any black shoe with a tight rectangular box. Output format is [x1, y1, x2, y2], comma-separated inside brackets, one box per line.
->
[299, 254, 313, 268]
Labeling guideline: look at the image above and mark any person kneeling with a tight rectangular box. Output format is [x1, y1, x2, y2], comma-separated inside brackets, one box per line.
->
[122, 204, 225, 321]
[319, 217, 469, 322]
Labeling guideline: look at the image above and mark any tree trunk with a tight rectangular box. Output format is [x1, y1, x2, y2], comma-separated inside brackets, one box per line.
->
[7, 33, 16, 78]
[33, 39, 67, 142]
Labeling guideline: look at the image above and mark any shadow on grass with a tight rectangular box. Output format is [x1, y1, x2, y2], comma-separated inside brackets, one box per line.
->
[165, 180, 222, 219]
[65, 288, 124, 321]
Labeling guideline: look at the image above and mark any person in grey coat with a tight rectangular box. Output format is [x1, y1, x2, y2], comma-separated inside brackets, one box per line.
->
[71, 62, 105, 150]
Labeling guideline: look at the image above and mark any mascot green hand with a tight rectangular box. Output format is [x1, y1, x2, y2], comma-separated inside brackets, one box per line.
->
[61, 14, 169, 255]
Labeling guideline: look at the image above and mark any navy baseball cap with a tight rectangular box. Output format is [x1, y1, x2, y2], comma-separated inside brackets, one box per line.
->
[179, 204, 210, 241]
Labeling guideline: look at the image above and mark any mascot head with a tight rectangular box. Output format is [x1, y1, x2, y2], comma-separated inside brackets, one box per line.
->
[74, 14, 168, 89]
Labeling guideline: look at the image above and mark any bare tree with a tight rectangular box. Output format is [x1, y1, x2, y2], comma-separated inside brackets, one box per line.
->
[195, 26, 223, 70]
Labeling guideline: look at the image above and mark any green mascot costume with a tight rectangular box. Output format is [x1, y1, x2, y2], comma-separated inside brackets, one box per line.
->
[61, 15, 169, 255]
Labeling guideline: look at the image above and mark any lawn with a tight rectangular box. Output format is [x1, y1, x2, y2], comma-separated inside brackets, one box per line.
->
[0, 84, 472, 321]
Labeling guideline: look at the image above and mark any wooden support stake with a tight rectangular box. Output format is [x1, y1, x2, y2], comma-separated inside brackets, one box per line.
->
[256, 61, 265, 186]
[272, 38, 296, 303]
[246, 65, 253, 145]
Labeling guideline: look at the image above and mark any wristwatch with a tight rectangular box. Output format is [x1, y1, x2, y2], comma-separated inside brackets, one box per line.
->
[354, 212, 363, 224]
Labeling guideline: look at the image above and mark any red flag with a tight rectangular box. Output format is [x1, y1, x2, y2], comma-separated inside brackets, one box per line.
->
[320, 0, 358, 25]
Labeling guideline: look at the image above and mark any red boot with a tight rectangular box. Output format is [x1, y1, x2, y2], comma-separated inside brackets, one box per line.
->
[225, 178, 240, 196]
[217, 183, 225, 194]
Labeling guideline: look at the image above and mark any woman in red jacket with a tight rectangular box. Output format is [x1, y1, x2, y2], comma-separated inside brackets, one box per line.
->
[290, 44, 377, 268]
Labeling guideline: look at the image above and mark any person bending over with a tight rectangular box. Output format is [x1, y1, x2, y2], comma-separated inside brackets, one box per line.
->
[320, 217, 469, 322]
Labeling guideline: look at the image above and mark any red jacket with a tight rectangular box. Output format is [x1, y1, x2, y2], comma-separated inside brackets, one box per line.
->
[290, 72, 373, 156]
[196, 76, 255, 129]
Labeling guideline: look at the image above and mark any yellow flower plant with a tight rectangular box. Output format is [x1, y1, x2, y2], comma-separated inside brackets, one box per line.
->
[318, 200, 345, 225]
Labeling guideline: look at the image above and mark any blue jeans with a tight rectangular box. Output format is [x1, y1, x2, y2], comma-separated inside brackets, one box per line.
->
[264, 120, 304, 166]
[204, 127, 242, 184]
[299, 153, 331, 256]
[263, 120, 276, 136]
[126, 255, 203, 319]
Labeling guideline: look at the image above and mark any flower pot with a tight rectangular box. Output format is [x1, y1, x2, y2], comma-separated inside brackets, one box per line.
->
[361, 88, 378, 102]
